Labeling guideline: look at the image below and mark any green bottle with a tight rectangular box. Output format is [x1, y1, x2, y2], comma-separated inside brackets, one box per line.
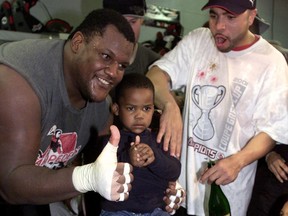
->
[208, 161, 231, 216]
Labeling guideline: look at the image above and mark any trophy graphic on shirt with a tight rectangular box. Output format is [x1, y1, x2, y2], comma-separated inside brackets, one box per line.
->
[192, 85, 226, 141]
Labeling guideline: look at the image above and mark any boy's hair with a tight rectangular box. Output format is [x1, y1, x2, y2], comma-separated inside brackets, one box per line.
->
[67, 8, 135, 44]
[114, 73, 155, 103]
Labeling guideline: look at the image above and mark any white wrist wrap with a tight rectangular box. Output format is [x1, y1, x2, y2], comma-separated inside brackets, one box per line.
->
[72, 141, 118, 200]
[175, 181, 183, 190]
[168, 181, 184, 213]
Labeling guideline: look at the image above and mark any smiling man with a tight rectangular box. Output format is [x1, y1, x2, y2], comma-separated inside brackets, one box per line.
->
[0, 9, 135, 216]
[146, 0, 288, 215]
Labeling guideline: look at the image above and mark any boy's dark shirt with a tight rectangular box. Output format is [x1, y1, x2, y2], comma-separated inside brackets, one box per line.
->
[101, 129, 181, 213]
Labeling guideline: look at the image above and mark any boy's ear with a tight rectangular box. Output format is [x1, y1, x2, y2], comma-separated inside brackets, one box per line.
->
[111, 103, 119, 116]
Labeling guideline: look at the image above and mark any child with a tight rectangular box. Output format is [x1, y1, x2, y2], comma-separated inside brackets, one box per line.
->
[100, 73, 181, 216]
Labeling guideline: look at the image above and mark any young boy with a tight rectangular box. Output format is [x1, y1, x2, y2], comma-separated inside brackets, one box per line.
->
[100, 73, 181, 216]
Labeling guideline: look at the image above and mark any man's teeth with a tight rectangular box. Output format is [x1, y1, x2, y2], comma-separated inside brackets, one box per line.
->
[99, 77, 109, 85]
[216, 37, 225, 44]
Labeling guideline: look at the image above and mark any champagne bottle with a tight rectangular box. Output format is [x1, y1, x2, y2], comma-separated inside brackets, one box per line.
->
[208, 161, 231, 216]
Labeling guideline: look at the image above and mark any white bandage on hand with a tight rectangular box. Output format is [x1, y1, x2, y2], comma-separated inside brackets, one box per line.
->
[173, 181, 184, 201]
[123, 184, 128, 193]
[170, 210, 176, 215]
[72, 141, 130, 201]
[168, 201, 177, 216]
[124, 174, 131, 184]
[119, 192, 126, 202]
[168, 181, 185, 215]
[169, 195, 177, 203]
[169, 202, 175, 209]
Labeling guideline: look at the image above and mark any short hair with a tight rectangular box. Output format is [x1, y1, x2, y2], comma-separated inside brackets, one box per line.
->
[67, 8, 135, 44]
[114, 73, 155, 103]
[103, 0, 147, 17]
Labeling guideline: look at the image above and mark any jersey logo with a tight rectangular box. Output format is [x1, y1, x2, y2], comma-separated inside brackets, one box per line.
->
[36, 125, 81, 169]
[192, 85, 226, 141]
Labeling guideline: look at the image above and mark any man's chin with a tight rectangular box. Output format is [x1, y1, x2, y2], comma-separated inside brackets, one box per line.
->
[215, 41, 232, 53]
[217, 46, 231, 53]
[90, 93, 110, 103]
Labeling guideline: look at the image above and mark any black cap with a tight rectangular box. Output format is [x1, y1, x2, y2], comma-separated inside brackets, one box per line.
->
[202, 0, 256, 15]
[103, 0, 147, 17]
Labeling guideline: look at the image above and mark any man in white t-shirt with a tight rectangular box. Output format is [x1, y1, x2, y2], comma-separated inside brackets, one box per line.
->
[146, 0, 288, 215]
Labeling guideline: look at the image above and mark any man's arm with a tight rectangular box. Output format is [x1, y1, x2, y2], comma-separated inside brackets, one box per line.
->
[0, 65, 132, 204]
[0, 65, 78, 204]
[200, 132, 275, 185]
[146, 66, 183, 158]
[147, 144, 181, 181]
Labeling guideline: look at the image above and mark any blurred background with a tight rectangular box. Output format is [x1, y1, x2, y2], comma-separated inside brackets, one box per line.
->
[0, 0, 287, 47]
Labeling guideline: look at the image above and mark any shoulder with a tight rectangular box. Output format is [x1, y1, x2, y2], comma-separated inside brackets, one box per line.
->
[137, 44, 161, 59]
[0, 39, 63, 55]
[0, 39, 64, 72]
[253, 38, 287, 65]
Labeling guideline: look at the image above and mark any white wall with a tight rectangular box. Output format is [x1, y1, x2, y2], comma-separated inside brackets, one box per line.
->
[0, 0, 287, 47]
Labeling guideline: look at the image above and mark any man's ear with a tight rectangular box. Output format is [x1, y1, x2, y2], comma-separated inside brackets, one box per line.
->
[70, 31, 85, 53]
[111, 103, 119, 116]
[249, 9, 258, 26]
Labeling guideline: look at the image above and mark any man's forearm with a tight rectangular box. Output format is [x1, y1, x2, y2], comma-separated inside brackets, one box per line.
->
[146, 66, 176, 110]
[234, 132, 276, 169]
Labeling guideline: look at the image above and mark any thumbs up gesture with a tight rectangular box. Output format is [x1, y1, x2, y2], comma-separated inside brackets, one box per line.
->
[72, 125, 133, 201]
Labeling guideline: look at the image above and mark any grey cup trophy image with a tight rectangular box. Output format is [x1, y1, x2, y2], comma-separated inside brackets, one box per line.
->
[192, 85, 226, 141]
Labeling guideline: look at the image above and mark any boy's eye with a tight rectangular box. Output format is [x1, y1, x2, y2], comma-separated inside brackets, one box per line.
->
[143, 106, 153, 111]
[127, 106, 135, 111]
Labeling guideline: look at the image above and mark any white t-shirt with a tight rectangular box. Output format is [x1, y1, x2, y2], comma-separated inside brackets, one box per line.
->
[152, 27, 288, 216]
